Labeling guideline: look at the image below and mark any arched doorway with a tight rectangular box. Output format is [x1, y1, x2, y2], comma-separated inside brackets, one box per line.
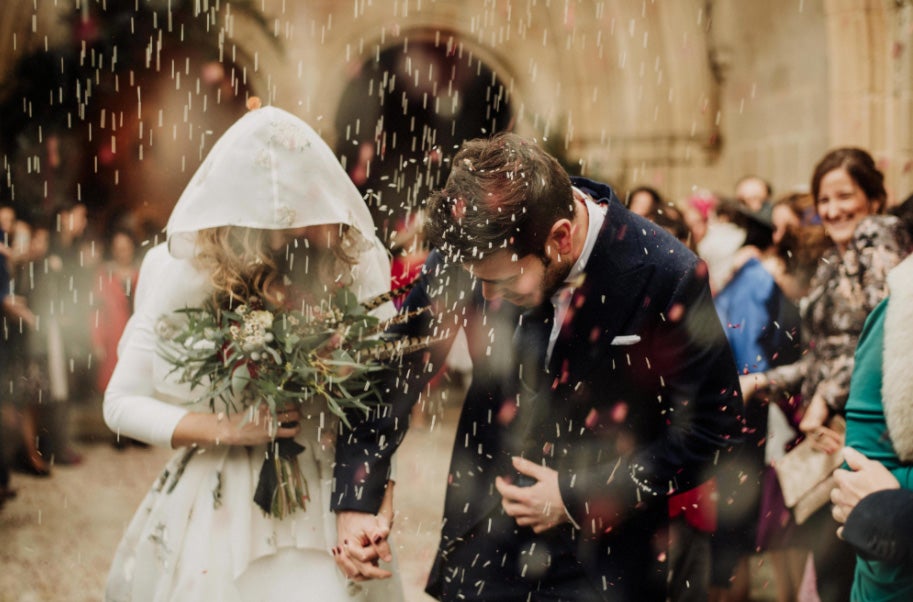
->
[334, 33, 514, 245]
[0, 3, 264, 242]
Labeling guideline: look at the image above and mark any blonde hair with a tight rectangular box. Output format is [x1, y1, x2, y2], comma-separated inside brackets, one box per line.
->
[194, 225, 360, 308]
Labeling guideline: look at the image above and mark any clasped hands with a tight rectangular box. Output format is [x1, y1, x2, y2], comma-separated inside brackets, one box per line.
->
[332, 457, 570, 581]
[333, 482, 396, 582]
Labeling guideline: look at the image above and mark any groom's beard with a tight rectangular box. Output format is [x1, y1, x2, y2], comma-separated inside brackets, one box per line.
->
[540, 254, 573, 302]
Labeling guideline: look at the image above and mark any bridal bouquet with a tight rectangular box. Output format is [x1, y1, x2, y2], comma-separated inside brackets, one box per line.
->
[157, 284, 428, 518]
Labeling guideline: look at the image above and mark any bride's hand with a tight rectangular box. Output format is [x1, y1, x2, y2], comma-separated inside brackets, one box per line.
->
[172, 404, 301, 448]
[334, 481, 396, 581]
[217, 403, 301, 447]
[334, 511, 393, 581]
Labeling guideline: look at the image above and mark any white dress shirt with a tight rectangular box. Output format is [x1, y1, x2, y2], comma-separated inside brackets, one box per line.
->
[546, 189, 607, 362]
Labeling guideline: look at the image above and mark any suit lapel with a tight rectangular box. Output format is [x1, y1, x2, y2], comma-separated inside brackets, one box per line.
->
[548, 202, 654, 386]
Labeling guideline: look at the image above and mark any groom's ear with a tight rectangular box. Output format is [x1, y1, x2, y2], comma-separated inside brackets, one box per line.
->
[544, 218, 574, 261]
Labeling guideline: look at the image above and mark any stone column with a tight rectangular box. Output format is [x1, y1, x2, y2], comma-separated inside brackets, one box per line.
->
[822, 0, 912, 200]
[888, 1, 913, 202]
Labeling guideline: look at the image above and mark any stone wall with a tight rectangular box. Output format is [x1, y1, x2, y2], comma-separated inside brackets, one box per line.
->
[3, 0, 909, 214]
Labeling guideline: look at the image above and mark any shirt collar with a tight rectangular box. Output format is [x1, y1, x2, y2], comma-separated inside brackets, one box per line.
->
[565, 187, 605, 286]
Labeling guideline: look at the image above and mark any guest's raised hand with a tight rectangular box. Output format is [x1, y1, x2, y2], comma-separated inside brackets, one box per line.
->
[831, 447, 900, 532]
[495, 457, 569, 534]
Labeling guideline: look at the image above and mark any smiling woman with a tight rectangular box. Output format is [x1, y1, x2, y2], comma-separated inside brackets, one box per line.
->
[812, 148, 888, 252]
[739, 147, 912, 600]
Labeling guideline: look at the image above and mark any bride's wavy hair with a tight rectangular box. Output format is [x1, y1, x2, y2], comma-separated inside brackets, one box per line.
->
[194, 225, 360, 308]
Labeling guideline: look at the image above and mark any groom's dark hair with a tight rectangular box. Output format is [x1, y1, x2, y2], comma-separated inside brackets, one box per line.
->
[424, 132, 574, 262]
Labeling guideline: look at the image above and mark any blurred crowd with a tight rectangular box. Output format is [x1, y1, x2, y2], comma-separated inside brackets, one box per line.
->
[622, 150, 913, 602]
[0, 202, 143, 493]
[3, 144, 913, 602]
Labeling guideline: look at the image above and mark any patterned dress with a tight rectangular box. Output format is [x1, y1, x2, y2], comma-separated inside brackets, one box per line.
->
[764, 214, 911, 413]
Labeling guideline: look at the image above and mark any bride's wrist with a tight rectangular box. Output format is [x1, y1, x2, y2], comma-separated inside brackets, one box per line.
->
[213, 411, 234, 446]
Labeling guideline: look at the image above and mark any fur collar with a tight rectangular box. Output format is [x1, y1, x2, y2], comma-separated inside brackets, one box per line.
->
[884, 254, 913, 462]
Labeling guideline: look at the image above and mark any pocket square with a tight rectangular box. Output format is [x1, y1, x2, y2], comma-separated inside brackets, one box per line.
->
[610, 335, 641, 346]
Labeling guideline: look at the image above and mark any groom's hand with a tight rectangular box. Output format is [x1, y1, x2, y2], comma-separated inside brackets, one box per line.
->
[495, 456, 569, 534]
[334, 510, 393, 581]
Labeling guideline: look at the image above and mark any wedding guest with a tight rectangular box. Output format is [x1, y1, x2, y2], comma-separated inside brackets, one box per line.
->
[734, 175, 773, 214]
[694, 191, 751, 294]
[1, 209, 36, 503]
[626, 186, 689, 240]
[0, 210, 45, 476]
[91, 229, 142, 448]
[829, 252, 913, 600]
[28, 201, 93, 466]
[652, 206, 694, 251]
[741, 148, 911, 601]
[767, 192, 828, 301]
[625, 185, 664, 217]
[103, 105, 401, 601]
[709, 200, 802, 602]
[91, 230, 139, 400]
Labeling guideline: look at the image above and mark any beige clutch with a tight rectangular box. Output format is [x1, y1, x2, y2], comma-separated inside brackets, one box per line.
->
[774, 415, 846, 525]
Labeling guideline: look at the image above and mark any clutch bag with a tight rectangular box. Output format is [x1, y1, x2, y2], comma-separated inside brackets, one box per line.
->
[774, 415, 845, 525]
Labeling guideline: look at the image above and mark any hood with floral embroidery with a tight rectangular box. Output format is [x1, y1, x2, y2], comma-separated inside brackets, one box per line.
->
[165, 104, 389, 302]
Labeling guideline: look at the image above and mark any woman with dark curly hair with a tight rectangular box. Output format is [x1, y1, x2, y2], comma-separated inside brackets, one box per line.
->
[740, 147, 911, 601]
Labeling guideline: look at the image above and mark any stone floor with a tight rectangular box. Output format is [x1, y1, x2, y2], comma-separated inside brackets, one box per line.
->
[1, 385, 787, 601]
[0, 390, 456, 602]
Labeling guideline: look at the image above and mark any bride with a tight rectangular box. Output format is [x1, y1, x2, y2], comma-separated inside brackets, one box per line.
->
[103, 105, 402, 601]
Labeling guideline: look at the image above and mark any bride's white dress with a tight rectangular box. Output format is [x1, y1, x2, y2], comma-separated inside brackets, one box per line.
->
[104, 247, 401, 602]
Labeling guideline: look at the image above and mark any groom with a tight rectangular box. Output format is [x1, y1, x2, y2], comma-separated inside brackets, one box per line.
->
[332, 132, 744, 600]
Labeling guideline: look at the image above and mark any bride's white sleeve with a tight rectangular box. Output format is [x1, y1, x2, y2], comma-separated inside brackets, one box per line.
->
[116, 242, 169, 357]
[103, 301, 189, 448]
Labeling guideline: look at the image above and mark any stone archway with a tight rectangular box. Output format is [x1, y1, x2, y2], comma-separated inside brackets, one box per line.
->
[0, 2, 273, 239]
[333, 29, 514, 243]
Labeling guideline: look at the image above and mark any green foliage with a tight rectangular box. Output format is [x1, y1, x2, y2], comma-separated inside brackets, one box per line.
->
[157, 288, 392, 428]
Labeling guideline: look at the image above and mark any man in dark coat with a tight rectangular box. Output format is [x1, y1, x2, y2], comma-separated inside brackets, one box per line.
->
[332, 132, 744, 601]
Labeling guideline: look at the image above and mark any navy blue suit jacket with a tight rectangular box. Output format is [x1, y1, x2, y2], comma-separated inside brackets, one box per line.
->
[333, 178, 744, 599]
